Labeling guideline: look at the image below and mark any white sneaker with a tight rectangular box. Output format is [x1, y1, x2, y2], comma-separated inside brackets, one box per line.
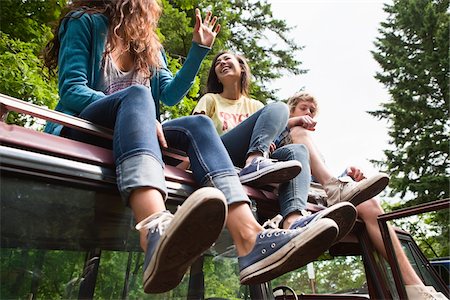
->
[324, 173, 389, 207]
[405, 285, 449, 300]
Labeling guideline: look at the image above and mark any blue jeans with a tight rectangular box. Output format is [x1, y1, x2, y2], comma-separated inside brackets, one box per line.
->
[271, 144, 311, 219]
[64, 85, 249, 206]
[220, 102, 289, 167]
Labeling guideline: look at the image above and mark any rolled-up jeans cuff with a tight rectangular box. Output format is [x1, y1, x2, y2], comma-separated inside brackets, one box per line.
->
[206, 173, 251, 206]
[117, 154, 168, 206]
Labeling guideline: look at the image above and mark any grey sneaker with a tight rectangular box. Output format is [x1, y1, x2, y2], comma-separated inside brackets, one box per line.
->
[289, 202, 357, 243]
[137, 187, 227, 293]
[238, 217, 338, 285]
[239, 157, 302, 185]
[324, 173, 389, 207]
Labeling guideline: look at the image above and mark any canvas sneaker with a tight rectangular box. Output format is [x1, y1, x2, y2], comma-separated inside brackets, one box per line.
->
[238, 217, 338, 285]
[324, 173, 389, 207]
[405, 285, 449, 300]
[239, 157, 302, 186]
[137, 187, 227, 293]
[289, 202, 357, 243]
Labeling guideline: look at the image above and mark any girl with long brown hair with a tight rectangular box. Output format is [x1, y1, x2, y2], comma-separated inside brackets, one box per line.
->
[44, 0, 339, 293]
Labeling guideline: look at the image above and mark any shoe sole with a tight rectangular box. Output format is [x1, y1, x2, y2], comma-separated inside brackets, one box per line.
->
[345, 173, 389, 207]
[143, 187, 227, 293]
[239, 218, 338, 285]
[319, 203, 357, 243]
[240, 161, 302, 186]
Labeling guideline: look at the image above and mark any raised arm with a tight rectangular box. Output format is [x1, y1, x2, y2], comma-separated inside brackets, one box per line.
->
[156, 9, 220, 106]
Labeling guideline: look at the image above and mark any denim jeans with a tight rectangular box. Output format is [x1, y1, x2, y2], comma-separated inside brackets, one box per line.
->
[64, 85, 249, 206]
[271, 143, 311, 219]
[220, 102, 289, 167]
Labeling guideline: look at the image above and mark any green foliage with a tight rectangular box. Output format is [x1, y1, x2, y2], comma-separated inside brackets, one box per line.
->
[0, 0, 62, 126]
[272, 256, 366, 295]
[0, 249, 85, 299]
[0, 0, 65, 50]
[218, 0, 305, 103]
[158, 0, 304, 120]
[371, 0, 449, 257]
[0, 33, 58, 126]
[204, 256, 242, 299]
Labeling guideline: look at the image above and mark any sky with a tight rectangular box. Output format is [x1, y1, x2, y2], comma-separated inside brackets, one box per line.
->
[267, 0, 392, 177]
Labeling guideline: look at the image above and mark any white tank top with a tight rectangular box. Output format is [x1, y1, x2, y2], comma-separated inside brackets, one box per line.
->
[96, 54, 150, 95]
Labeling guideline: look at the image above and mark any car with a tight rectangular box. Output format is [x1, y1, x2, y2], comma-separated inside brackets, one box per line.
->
[1, 93, 448, 299]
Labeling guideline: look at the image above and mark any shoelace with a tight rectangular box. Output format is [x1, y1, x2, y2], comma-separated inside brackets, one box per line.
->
[252, 157, 278, 171]
[299, 209, 311, 218]
[259, 215, 292, 240]
[262, 214, 283, 229]
[135, 210, 174, 235]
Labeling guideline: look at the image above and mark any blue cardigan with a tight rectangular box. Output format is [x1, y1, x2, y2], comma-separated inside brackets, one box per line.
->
[45, 12, 210, 135]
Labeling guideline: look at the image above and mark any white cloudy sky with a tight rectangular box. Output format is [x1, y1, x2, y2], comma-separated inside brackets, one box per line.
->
[268, 0, 392, 176]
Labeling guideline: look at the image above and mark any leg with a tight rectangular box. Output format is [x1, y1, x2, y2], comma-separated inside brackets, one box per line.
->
[289, 126, 389, 207]
[221, 102, 289, 166]
[357, 199, 423, 285]
[163, 115, 339, 285]
[359, 201, 450, 299]
[163, 115, 263, 256]
[271, 144, 311, 229]
[221, 102, 301, 185]
[66, 85, 167, 221]
[67, 86, 227, 293]
[289, 126, 333, 184]
[272, 144, 357, 241]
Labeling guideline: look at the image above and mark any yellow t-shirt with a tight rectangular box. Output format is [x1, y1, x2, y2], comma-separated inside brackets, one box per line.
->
[193, 93, 264, 135]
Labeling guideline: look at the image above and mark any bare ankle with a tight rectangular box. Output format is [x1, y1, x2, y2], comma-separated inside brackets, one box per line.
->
[283, 212, 301, 229]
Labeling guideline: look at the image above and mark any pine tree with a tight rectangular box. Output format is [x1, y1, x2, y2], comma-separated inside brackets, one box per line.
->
[371, 0, 449, 256]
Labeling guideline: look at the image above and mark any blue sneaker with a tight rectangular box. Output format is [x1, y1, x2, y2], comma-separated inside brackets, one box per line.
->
[289, 202, 357, 243]
[137, 187, 227, 293]
[238, 217, 338, 284]
[239, 157, 302, 185]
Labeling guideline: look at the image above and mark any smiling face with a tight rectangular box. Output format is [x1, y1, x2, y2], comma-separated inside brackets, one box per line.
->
[214, 53, 243, 83]
[206, 51, 251, 96]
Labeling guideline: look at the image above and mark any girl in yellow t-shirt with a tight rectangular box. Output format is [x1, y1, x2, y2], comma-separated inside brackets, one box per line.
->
[193, 51, 301, 186]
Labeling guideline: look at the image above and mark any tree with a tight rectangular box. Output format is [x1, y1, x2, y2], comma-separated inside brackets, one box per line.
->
[0, 0, 64, 126]
[214, 0, 305, 102]
[371, 0, 449, 257]
[159, 0, 305, 119]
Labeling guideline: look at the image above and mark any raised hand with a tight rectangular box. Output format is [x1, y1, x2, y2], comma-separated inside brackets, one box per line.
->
[288, 115, 317, 131]
[192, 8, 221, 48]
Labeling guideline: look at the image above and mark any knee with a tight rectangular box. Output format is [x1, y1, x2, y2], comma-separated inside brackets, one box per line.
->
[121, 85, 155, 108]
[265, 102, 289, 119]
[190, 114, 215, 127]
[184, 114, 215, 134]
[357, 198, 384, 221]
[290, 126, 310, 142]
[126, 85, 153, 99]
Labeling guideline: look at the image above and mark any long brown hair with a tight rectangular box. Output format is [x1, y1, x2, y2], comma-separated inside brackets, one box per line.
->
[44, 0, 162, 77]
[206, 51, 251, 96]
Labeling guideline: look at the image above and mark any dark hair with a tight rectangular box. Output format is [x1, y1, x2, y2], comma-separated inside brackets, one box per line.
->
[206, 51, 251, 96]
[44, 0, 162, 76]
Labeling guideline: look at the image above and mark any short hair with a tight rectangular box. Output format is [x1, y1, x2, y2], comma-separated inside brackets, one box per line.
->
[206, 51, 251, 96]
[286, 92, 319, 115]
